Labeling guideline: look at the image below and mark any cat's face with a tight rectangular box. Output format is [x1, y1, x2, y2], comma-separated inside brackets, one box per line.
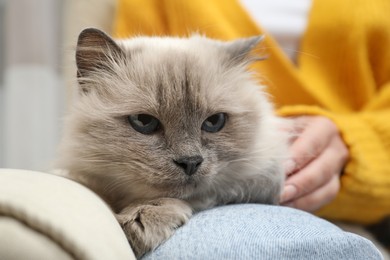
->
[59, 29, 283, 206]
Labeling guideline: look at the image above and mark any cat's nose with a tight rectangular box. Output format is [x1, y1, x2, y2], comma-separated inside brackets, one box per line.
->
[174, 156, 203, 176]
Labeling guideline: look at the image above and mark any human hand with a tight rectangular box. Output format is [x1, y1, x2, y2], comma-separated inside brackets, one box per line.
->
[280, 116, 349, 212]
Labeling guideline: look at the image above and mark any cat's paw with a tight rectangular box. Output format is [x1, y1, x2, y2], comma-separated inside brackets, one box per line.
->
[116, 198, 192, 257]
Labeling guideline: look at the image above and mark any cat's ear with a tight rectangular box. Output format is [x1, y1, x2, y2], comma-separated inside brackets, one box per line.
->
[76, 28, 125, 92]
[224, 35, 265, 65]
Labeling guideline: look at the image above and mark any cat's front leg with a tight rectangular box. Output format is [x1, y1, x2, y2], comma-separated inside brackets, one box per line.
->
[116, 198, 192, 257]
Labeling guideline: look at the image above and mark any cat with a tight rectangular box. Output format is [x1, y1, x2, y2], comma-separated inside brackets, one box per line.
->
[57, 28, 289, 257]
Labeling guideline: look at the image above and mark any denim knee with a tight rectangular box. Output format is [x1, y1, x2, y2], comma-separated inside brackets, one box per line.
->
[143, 204, 383, 260]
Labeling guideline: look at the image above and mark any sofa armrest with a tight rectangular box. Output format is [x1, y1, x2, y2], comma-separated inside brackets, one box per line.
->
[0, 169, 135, 260]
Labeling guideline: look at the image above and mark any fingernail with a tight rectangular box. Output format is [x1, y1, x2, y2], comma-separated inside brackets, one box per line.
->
[284, 159, 296, 175]
[280, 185, 297, 203]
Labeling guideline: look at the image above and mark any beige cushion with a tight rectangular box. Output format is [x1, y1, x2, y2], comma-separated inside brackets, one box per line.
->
[0, 169, 135, 260]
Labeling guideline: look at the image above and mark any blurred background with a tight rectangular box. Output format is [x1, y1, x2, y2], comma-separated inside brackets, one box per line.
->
[0, 0, 115, 170]
[0, 0, 64, 170]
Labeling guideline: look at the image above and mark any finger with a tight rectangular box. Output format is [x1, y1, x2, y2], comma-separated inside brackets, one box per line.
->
[280, 137, 346, 203]
[283, 174, 340, 212]
[285, 117, 338, 175]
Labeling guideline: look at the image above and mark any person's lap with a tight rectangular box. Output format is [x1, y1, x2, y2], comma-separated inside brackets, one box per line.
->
[143, 204, 382, 260]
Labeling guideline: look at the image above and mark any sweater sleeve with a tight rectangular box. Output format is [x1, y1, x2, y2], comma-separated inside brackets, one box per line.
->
[278, 0, 390, 224]
[278, 101, 390, 224]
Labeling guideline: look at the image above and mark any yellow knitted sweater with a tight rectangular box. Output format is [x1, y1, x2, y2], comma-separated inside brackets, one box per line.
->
[113, 0, 390, 224]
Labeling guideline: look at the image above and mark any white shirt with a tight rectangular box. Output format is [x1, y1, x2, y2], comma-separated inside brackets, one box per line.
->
[240, 0, 312, 63]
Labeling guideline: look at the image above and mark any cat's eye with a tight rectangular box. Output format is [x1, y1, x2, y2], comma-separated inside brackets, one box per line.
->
[201, 113, 226, 133]
[128, 114, 160, 134]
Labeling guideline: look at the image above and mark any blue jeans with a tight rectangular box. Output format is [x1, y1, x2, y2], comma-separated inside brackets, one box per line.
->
[143, 204, 382, 259]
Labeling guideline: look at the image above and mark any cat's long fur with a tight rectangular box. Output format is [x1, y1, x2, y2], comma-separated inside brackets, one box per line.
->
[57, 28, 289, 257]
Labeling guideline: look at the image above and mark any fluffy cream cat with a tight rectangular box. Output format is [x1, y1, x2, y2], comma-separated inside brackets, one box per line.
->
[57, 28, 288, 257]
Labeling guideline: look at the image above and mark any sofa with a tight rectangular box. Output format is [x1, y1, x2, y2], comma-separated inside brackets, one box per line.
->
[0, 169, 136, 259]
